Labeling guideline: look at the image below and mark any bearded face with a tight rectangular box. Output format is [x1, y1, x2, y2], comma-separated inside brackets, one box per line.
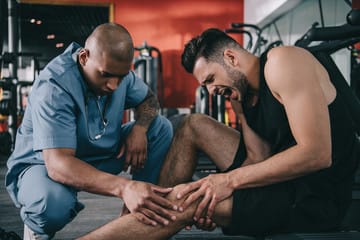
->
[193, 57, 250, 102]
[223, 64, 249, 101]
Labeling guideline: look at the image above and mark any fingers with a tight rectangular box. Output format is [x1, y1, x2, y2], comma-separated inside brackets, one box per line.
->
[135, 186, 178, 225]
[193, 189, 212, 221]
[138, 150, 146, 169]
[117, 144, 125, 159]
[195, 217, 217, 231]
[152, 185, 173, 195]
[134, 197, 177, 226]
[180, 184, 204, 211]
[176, 181, 200, 200]
[134, 210, 158, 226]
[131, 154, 147, 173]
[206, 195, 217, 219]
[136, 151, 146, 169]
[177, 180, 217, 221]
[124, 147, 131, 171]
[151, 187, 178, 211]
[129, 154, 139, 174]
[144, 200, 177, 224]
[126, 150, 147, 173]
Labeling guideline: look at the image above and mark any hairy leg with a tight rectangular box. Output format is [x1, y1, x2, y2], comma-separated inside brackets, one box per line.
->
[77, 184, 233, 240]
[158, 114, 241, 187]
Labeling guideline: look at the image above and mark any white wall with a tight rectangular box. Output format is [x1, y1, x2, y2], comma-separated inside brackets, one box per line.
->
[244, 0, 353, 83]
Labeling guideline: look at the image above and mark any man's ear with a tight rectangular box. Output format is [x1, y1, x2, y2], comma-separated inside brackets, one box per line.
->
[223, 49, 238, 67]
[78, 48, 89, 66]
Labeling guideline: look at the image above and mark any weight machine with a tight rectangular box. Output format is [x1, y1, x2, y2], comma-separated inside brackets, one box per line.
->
[133, 41, 164, 110]
[0, 0, 39, 155]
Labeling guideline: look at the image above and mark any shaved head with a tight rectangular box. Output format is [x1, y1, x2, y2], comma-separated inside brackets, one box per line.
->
[78, 23, 135, 96]
[85, 23, 134, 62]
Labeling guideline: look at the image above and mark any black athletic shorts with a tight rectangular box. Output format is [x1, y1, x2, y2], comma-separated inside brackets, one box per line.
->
[221, 141, 342, 236]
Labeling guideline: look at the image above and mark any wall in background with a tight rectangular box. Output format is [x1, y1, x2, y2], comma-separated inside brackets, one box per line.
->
[113, 0, 244, 108]
[244, 0, 302, 28]
[244, 0, 353, 83]
[17, 0, 244, 108]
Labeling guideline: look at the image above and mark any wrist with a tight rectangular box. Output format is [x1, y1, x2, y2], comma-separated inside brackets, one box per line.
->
[227, 170, 239, 190]
[113, 176, 131, 198]
[133, 123, 148, 133]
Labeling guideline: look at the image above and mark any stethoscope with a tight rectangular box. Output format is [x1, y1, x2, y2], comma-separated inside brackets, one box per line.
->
[85, 94, 112, 141]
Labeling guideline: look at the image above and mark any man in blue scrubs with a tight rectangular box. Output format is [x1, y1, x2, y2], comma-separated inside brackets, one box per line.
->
[5, 23, 175, 239]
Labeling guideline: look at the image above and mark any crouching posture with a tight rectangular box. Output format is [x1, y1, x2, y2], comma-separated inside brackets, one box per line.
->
[5, 23, 175, 239]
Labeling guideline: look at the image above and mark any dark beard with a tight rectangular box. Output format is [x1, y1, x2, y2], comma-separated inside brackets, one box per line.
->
[226, 67, 248, 101]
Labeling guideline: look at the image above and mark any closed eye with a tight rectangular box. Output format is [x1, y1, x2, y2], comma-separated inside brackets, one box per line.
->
[201, 74, 215, 86]
[100, 71, 128, 79]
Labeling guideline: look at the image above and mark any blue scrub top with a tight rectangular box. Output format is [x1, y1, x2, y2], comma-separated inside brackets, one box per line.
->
[6, 42, 148, 206]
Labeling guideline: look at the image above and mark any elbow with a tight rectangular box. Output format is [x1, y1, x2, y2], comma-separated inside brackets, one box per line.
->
[317, 152, 332, 170]
[43, 148, 77, 185]
[44, 156, 66, 184]
[313, 145, 332, 170]
[46, 164, 64, 183]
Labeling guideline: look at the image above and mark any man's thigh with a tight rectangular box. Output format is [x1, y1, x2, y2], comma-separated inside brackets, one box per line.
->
[17, 164, 81, 233]
[17, 165, 77, 205]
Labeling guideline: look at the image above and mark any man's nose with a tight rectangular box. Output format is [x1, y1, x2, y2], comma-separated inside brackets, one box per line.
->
[207, 85, 216, 95]
[106, 77, 119, 91]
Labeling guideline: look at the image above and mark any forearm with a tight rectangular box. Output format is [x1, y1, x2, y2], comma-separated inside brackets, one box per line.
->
[134, 90, 159, 130]
[231, 100, 270, 164]
[45, 153, 129, 198]
[228, 144, 331, 189]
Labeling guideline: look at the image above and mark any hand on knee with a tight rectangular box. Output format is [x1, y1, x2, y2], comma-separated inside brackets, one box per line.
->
[167, 184, 204, 224]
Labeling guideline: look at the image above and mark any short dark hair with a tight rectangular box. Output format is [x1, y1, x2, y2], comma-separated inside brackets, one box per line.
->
[181, 28, 240, 73]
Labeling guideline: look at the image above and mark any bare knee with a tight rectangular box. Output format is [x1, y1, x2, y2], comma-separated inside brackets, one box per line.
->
[177, 114, 216, 141]
[183, 113, 211, 131]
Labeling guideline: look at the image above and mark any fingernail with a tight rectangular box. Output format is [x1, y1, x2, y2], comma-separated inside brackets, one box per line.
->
[171, 216, 176, 221]
[173, 205, 178, 211]
[193, 217, 197, 221]
[177, 194, 181, 199]
[152, 222, 157, 226]
[164, 220, 169, 225]
[179, 207, 183, 212]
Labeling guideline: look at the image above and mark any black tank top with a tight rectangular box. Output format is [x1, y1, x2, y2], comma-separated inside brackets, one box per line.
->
[243, 51, 359, 212]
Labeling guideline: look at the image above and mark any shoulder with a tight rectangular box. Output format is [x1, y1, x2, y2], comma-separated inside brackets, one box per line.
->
[264, 46, 318, 90]
[265, 46, 314, 69]
[42, 43, 80, 76]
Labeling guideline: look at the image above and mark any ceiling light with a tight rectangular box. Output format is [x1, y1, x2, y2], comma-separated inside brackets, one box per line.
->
[30, 18, 36, 23]
[47, 34, 55, 39]
[56, 43, 64, 48]
[36, 20, 42, 25]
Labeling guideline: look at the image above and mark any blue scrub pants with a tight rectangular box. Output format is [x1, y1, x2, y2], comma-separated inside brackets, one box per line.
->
[16, 115, 173, 239]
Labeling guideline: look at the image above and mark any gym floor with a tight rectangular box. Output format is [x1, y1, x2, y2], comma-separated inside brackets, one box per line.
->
[2, 153, 360, 240]
[0, 154, 252, 240]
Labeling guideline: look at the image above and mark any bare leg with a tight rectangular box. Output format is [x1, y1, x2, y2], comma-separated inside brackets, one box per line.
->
[77, 184, 233, 240]
[158, 114, 241, 187]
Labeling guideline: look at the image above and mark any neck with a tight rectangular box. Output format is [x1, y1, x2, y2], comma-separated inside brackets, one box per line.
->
[243, 88, 258, 107]
[246, 56, 260, 92]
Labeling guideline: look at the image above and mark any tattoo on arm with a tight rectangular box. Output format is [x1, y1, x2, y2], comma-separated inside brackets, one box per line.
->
[134, 89, 159, 130]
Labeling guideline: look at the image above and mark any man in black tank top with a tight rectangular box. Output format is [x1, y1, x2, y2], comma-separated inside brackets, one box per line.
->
[78, 28, 359, 239]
